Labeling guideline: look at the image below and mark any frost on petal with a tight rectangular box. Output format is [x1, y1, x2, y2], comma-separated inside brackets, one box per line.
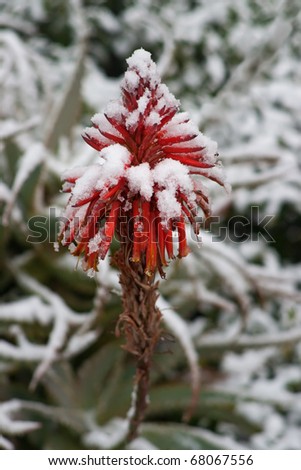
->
[156, 189, 182, 221]
[152, 159, 196, 222]
[96, 144, 132, 188]
[88, 231, 103, 254]
[125, 109, 140, 130]
[126, 48, 158, 85]
[153, 159, 194, 196]
[126, 162, 153, 200]
[156, 83, 180, 111]
[122, 70, 140, 92]
[145, 111, 161, 126]
[91, 113, 123, 141]
[200, 133, 218, 163]
[61, 166, 88, 183]
[70, 164, 103, 205]
[82, 126, 110, 150]
[105, 101, 127, 121]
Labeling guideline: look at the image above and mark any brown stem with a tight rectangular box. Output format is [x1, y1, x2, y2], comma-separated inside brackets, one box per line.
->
[114, 243, 162, 441]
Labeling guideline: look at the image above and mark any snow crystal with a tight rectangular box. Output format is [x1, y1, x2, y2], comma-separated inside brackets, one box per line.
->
[83, 418, 128, 449]
[126, 48, 156, 83]
[105, 100, 126, 120]
[156, 83, 179, 109]
[153, 159, 193, 194]
[96, 144, 131, 189]
[166, 112, 189, 126]
[127, 437, 158, 450]
[137, 93, 150, 114]
[123, 200, 132, 211]
[125, 48, 163, 92]
[126, 162, 153, 200]
[91, 113, 122, 138]
[70, 164, 103, 205]
[61, 165, 88, 182]
[122, 70, 140, 91]
[83, 125, 112, 149]
[156, 189, 182, 220]
[88, 231, 103, 254]
[145, 110, 161, 126]
[201, 133, 218, 162]
[151, 159, 197, 221]
[83, 126, 101, 140]
[163, 120, 199, 138]
[125, 109, 140, 130]
[126, 48, 152, 67]
[67, 243, 76, 254]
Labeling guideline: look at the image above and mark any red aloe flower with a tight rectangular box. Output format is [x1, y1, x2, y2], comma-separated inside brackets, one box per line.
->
[58, 48, 224, 277]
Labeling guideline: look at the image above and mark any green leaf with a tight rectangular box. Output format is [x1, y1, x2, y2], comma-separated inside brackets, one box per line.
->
[141, 423, 239, 450]
[43, 42, 86, 152]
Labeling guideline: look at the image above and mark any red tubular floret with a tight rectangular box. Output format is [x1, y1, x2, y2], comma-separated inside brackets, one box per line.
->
[145, 207, 157, 276]
[131, 199, 143, 262]
[157, 222, 168, 266]
[176, 216, 190, 258]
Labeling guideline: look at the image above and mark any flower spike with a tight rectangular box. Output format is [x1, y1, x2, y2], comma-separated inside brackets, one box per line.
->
[58, 48, 225, 276]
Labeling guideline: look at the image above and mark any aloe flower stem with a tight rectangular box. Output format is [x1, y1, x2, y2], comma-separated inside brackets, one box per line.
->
[115, 241, 161, 440]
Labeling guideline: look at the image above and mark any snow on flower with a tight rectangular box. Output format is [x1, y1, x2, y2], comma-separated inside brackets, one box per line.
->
[58, 48, 225, 276]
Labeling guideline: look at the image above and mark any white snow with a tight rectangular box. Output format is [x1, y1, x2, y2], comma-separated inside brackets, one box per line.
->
[61, 165, 88, 182]
[145, 110, 161, 126]
[153, 159, 193, 194]
[126, 162, 153, 200]
[70, 164, 103, 205]
[88, 231, 103, 254]
[122, 69, 140, 91]
[125, 109, 140, 130]
[83, 125, 110, 147]
[152, 159, 196, 220]
[105, 100, 127, 120]
[97, 144, 131, 184]
[137, 93, 150, 114]
[69, 144, 131, 205]
[91, 113, 123, 139]
[126, 48, 158, 88]
[83, 418, 128, 449]
[156, 190, 181, 220]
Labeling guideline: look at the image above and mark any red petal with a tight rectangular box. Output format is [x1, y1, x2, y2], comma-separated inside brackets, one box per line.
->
[163, 145, 205, 154]
[145, 209, 157, 276]
[159, 134, 197, 145]
[176, 217, 190, 258]
[104, 199, 120, 241]
[157, 222, 168, 266]
[167, 154, 214, 168]
[82, 133, 106, 151]
[131, 199, 143, 262]
[165, 229, 174, 259]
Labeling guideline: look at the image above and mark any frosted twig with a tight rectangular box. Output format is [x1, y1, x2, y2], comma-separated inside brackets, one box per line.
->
[198, 7, 292, 126]
[0, 116, 40, 140]
[12, 272, 97, 388]
[197, 326, 301, 353]
[0, 400, 40, 449]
